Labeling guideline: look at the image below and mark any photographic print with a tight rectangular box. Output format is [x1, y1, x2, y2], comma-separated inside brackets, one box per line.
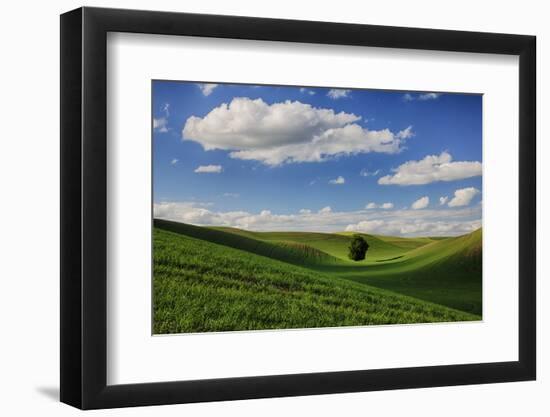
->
[152, 81, 482, 334]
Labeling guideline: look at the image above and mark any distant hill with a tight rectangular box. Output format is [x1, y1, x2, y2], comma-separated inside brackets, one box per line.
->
[211, 227, 424, 262]
[153, 219, 482, 316]
[153, 227, 479, 334]
[334, 228, 483, 315]
[154, 219, 343, 266]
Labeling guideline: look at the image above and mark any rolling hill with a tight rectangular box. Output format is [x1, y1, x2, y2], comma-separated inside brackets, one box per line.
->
[153, 227, 479, 334]
[155, 219, 343, 266]
[330, 229, 483, 314]
[211, 226, 422, 262]
[153, 219, 483, 328]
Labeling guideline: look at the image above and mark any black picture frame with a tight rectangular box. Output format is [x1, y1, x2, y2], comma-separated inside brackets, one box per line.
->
[60, 6, 536, 410]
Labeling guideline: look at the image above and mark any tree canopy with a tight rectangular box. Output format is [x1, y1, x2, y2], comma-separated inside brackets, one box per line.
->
[348, 234, 369, 261]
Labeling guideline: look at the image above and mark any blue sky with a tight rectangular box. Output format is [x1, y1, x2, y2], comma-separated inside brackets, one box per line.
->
[152, 81, 482, 236]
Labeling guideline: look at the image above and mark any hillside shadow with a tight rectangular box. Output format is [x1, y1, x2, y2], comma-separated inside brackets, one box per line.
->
[376, 255, 405, 262]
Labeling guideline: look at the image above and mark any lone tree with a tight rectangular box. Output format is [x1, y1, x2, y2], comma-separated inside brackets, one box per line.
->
[348, 234, 369, 261]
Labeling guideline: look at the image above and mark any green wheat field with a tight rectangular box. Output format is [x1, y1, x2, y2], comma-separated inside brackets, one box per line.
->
[153, 219, 482, 334]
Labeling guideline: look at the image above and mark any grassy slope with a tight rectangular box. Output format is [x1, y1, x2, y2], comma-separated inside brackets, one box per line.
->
[155, 219, 482, 318]
[155, 219, 342, 266]
[153, 228, 478, 334]
[208, 226, 482, 315]
[369, 234, 441, 251]
[328, 229, 483, 315]
[212, 227, 415, 262]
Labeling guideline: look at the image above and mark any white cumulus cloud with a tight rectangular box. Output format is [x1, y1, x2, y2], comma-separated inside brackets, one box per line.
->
[329, 176, 345, 185]
[154, 201, 481, 236]
[153, 117, 168, 133]
[197, 83, 218, 96]
[366, 202, 394, 209]
[299, 88, 316, 95]
[378, 152, 482, 185]
[170, 158, 178, 166]
[411, 196, 429, 210]
[448, 187, 480, 207]
[327, 89, 350, 99]
[403, 92, 442, 101]
[194, 164, 223, 174]
[418, 93, 441, 100]
[183, 97, 412, 166]
[345, 218, 480, 236]
[439, 196, 449, 205]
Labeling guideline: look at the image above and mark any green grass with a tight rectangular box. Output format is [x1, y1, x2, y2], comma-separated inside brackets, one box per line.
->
[153, 219, 482, 332]
[368, 234, 442, 251]
[155, 219, 342, 266]
[321, 229, 483, 315]
[211, 226, 417, 262]
[153, 227, 479, 334]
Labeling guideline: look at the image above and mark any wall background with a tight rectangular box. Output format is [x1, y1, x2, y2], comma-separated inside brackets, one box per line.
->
[0, 0, 545, 415]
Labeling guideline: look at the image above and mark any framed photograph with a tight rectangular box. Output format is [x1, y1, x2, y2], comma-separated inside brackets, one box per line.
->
[60, 7, 536, 409]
